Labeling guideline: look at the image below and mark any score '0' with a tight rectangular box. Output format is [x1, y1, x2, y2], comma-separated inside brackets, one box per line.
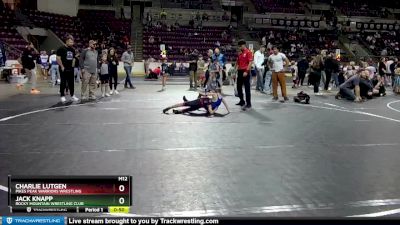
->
[119, 185, 125, 192]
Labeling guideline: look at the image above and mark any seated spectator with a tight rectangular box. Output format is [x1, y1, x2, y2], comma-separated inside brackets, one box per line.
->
[371, 76, 386, 96]
[228, 24, 233, 32]
[122, 35, 129, 48]
[197, 22, 203, 30]
[149, 36, 155, 44]
[174, 20, 180, 28]
[381, 48, 388, 56]
[146, 12, 152, 24]
[221, 31, 227, 40]
[202, 12, 209, 21]
[160, 9, 167, 20]
[189, 19, 195, 28]
[195, 11, 201, 21]
[222, 11, 230, 21]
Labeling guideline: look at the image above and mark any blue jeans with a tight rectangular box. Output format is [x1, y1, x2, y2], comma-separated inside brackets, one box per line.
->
[74, 68, 80, 83]
[263, 71, 272, 93]
[256, 68, 265, 91]
[340, 87, 355, 101]
[124, 66, 133, 88]
[50, 65, 60, 85]
[332, 72, 339, 88]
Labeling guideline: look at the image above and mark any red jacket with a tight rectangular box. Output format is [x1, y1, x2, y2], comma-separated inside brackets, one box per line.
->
[237, 48, 253, 71]
[153, 67, 161, 75]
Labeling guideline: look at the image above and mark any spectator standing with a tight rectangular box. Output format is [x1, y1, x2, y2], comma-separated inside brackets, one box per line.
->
[268, 46, 290, 101]
[378, 57, 387, 86]
[197, 55, 206, 87]
[324, 53, 336, 91]
[229, 63, 238, 85]
[39, 51, 49, 80]
[310, 54, 324, 95]
[262, 57, 272, 94]
[297, 56, 309, 86]
[0, 41, 6, 67]
[236, 40, 253, 110]
[254, 45, 266, 92]
[108, 47, 119, 95]
[49, 50, 59, 86]
[212, 48, 226, 88]
[386, 57, 394, 87]
[188, 50, 199, 90]
[73, 49, 80, 83]
[21, 42, 40, 94]
[99, 54, 111, 98]
[121, 45, 135, 89]
[80, 40, 99, 101]
[57, 36, 79, 102]
[160, 57, 169, 91]
[393, 67, 400, 94]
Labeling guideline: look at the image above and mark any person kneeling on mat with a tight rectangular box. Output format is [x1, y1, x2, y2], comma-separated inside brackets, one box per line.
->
[336, 70, 370, 102]
[163, 89, 230, 117]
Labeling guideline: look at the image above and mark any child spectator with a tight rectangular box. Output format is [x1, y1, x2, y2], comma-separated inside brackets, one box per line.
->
[99, 54, 111, 98]
[160, 57, 169, 91]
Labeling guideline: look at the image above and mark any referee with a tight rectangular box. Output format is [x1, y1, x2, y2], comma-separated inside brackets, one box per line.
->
[236, 40, 253, 110]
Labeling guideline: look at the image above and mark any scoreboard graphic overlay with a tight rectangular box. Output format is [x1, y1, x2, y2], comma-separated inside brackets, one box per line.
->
[8, 176, 132, 213]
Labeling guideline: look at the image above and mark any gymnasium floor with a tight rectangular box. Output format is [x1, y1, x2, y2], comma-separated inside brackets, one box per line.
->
[0, 79, 400, 217]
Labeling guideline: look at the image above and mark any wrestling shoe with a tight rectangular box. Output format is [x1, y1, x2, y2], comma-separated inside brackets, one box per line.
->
[173, 109, 182, 114]
[183, 96, 188, 102]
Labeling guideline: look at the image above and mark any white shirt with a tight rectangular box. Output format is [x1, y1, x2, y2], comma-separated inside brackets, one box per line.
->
[49, 54, 58, 65]
[268, 53, 287, 72]
[262, 37, 266, 46]
[254, 50, 265, 69]
[366, 66, 376, 79]
[40, 55, 49, 64]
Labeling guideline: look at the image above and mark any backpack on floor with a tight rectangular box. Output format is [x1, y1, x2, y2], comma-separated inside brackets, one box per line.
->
[294, 91, 310, 104]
